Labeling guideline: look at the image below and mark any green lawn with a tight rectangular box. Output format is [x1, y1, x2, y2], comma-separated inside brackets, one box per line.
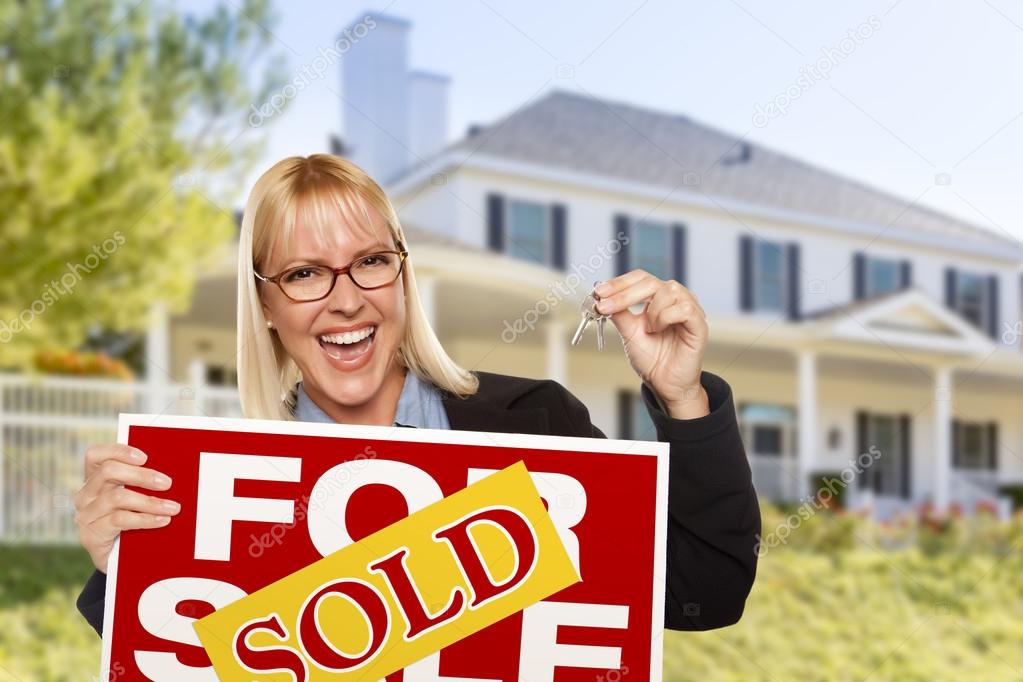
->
[3, 506, 1022, 681]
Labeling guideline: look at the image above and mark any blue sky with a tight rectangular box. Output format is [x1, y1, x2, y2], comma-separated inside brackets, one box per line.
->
[183, 0, 1023, 243]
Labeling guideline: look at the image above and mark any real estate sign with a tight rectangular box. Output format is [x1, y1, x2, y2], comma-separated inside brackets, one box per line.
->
[101, 413, 668, 681]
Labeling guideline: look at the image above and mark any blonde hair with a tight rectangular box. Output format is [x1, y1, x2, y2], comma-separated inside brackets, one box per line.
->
[236, 154, 479, 420]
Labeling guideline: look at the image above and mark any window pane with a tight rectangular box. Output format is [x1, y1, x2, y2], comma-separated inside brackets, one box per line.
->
[755, 241, 785, 311]
[508, 200, 547, 265]
[752, 425, 783, 455]
[866, 258, 899, 296]
[958, 272, 987, 329]
[869, 415, 903, 496]
[634, 220, 672, 280]
[739, 403, 793, 457]
[959, 423, 991, 470]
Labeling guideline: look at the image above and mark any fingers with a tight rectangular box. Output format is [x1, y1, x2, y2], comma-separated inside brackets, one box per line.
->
[75, 458, 172, 512]
[85, 443, 147, 477]
[645, 281, 708, 335]
[77, 486, 180, 528]
[595, 273, 661, 316]
[89, 509, 173, 542]
[594, 269, 648, 299]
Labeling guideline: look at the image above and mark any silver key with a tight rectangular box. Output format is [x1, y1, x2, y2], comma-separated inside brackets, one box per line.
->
[571, 295, 598, 346]
[571, 283, 608, 350]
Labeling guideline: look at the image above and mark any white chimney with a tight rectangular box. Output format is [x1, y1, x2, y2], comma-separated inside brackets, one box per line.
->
[408, 71, 450, 165]
[341, 13, 449, 185]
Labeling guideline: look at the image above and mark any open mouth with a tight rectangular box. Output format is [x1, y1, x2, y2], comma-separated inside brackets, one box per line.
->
[318, 326, 376, 363]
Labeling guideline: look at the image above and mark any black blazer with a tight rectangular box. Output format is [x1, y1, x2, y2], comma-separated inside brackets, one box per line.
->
[76, 370, 759, 635]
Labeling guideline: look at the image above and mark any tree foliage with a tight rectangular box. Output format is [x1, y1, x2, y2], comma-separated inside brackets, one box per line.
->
[0, 0, 287, 368]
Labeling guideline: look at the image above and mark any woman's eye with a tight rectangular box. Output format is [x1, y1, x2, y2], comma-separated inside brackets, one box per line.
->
[360, 255, 385, 267]
[284, 268, 317, 282]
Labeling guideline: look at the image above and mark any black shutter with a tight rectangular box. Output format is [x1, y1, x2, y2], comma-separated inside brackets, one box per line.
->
[987, 275, 1000, 339]
[944, 267, 958, 309]
[617, 390, 633, 439]
[740, 236, 754, 312]
[853, 253, 866, 300]
[987, 422, 999, 471]
[856, 411, 869, 490]
[900, 260, 912, 290]
[614, 214, 630, 276]
[671, 223, 687, 285]
[787, 243, 801, 321]
[486, 194, 505, 252]
[550, 204, 567, 270]
[952, 420, 962, 468]
[899, 414, 912, 500]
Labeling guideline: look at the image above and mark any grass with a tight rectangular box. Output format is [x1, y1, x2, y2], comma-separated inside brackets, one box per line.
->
[2, 506, 1022, 681]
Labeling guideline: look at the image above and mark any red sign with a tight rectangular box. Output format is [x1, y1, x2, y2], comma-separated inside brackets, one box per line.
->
[101, 414, 668, 681]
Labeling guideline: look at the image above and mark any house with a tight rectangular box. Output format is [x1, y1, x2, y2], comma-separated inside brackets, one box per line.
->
[346, 14, 1023, 518]
[4, 14, 1022, 545]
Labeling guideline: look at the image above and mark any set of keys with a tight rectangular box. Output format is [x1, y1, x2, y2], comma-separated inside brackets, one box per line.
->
[571, 282, 609, 351]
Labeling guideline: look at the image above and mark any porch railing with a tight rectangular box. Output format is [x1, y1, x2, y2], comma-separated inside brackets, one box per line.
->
[0, 370, 242, 544]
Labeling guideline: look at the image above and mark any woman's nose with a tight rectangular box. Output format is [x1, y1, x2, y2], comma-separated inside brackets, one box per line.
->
[325, 274, 366, 316]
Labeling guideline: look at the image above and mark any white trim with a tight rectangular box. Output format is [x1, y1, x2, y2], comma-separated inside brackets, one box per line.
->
[387, 151, 1023, 262]
[819, 288, 996, 356]
[933, 366, 952, 512]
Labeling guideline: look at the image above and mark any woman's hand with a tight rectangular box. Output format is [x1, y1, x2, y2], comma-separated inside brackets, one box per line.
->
[595, 270, 710, 420]
[73, 443, 180, 573]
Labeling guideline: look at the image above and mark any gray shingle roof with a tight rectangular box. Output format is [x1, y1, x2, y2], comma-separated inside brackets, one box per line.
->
[436, 89, 1018, 252]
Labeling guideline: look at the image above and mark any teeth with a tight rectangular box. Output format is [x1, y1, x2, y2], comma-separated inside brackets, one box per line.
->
[320, 327, 375, 345]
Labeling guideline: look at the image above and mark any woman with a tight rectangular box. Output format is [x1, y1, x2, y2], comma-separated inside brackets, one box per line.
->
[74, 154, 760, 638]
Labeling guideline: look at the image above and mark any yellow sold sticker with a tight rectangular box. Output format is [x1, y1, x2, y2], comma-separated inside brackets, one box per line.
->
[193, 460, 580, 681]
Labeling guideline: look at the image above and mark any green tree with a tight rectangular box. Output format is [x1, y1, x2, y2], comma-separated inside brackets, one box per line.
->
[0, 0, 287, 368]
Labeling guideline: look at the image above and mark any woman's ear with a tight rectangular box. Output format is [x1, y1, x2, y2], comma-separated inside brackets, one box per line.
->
[258, 288, 274, 326]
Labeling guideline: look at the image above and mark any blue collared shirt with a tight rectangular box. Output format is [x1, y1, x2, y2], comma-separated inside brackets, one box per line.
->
[292, 370, 451, 429]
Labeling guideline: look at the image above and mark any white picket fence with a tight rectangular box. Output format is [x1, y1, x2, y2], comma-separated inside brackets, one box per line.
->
[0, 369, 242, 544]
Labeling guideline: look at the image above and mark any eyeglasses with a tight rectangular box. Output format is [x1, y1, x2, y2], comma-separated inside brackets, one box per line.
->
[254, 249, 409, 302]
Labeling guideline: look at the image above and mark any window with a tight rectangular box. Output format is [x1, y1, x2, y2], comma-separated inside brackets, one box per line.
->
[205, 365, 238, 386]
[865, 257, 901, 297]
[863, 414, 908, 497]
[506, 200, 548, 265]
[633, 220, 672, 280]
[739, 403, 794, 456]
[957, 271, 988, 330]
[754, 240, 786, 312]
[618, 390, 658, 441]
[953, 421, 994, 471]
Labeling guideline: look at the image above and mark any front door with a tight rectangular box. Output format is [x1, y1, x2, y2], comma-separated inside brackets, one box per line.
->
[857, 411, 912, 502]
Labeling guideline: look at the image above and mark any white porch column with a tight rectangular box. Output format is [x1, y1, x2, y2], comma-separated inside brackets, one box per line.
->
[188, 358, 206, 416]
[933, 366, 953, 513]
[797, 350, 817, 502]
[417, 274, 437, 328]
[546, 319, 567, 386]
[145, 301, 171, 414]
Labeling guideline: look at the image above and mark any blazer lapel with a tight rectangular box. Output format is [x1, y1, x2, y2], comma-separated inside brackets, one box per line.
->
[441, 394, 550, 435]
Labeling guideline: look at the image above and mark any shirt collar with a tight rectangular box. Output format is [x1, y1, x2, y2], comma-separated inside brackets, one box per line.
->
[293, 370, 438, 427]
